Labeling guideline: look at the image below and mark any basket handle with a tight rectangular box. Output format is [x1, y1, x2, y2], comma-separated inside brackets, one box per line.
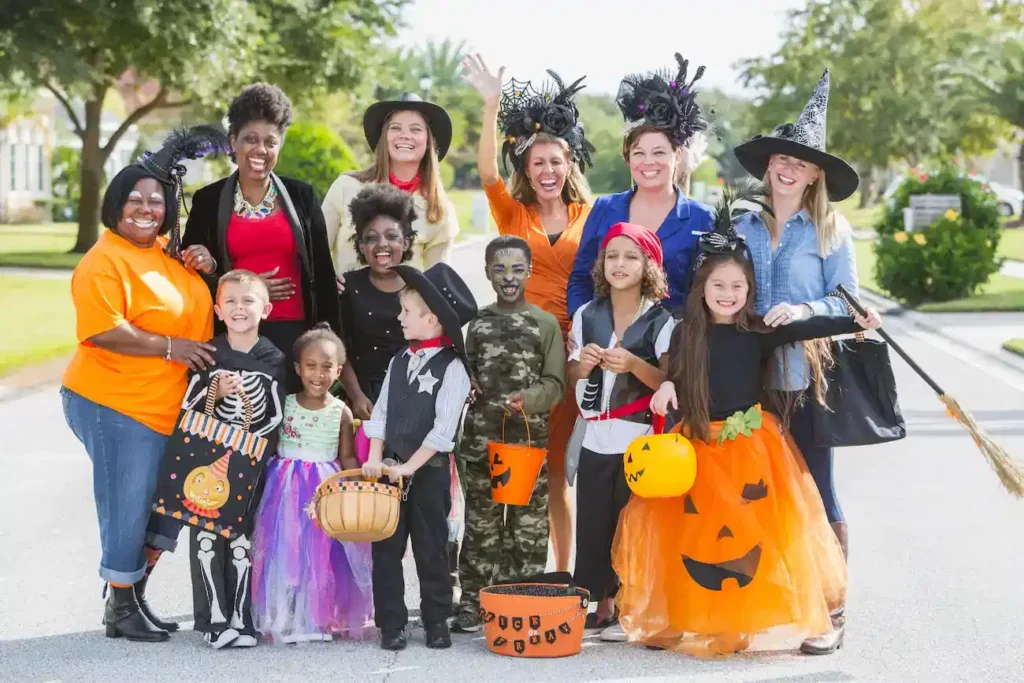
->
[501, 409, 532, 448]
[202, 373, 254, 431]
[318, 467, 403, 492]
[652, 412, 665, 435]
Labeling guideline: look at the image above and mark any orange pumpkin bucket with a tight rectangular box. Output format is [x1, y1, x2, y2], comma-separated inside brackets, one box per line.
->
[308, 468, 403, 543]
[479, 583, 590, 658]
[486, 411, 547, 506]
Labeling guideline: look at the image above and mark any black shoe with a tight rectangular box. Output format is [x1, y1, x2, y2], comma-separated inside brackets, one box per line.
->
[380, 627, 407, 651]
[134, 571, 179, 632]
[450, 612, 481, 634]
[104, 585, 169, 642]
[424, 622, 452, 649]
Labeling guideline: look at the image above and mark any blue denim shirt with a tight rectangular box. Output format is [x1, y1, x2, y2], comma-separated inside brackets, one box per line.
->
[566, 187, 714, 316]
[734, 209, 859, 390]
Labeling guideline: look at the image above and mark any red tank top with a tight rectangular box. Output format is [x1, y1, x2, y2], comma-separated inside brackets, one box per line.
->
[225, 211, 305, 321]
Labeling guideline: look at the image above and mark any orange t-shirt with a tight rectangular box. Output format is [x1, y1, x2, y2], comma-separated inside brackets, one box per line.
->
[62, 231, 214, 435]
[484, 180, 591, 334]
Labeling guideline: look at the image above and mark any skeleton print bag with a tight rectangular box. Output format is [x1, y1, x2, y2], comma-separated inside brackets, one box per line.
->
[152, 343, 285, 540]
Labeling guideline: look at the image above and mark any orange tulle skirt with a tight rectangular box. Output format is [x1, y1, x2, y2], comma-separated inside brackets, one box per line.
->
[611, 411, 846, 657]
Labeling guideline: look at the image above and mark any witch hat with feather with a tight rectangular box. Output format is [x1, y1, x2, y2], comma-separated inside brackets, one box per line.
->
[733, 70, 858, 201]
[136, 125, 230, 259]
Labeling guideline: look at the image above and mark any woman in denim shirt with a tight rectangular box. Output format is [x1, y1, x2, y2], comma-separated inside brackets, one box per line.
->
[734, 69, 880, 656]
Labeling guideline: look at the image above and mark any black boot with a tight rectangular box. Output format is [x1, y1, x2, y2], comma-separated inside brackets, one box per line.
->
[135, 570, 179, 632]
[104, 585, 169, 642]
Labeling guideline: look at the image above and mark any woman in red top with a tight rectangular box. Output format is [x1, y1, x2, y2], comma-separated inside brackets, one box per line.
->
[183, 84, 341, 391]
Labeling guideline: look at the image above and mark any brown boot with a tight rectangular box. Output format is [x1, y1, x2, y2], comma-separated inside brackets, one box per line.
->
[801, 522, 848, 655]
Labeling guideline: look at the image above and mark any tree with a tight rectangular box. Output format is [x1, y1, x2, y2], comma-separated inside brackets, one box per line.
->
[0, 0, 404, 252]
[737, 0, 1008, 208]
[274, 122, 360, 198]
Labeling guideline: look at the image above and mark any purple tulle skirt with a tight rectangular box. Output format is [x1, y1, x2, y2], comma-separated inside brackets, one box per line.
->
[251, 456, 374, 643]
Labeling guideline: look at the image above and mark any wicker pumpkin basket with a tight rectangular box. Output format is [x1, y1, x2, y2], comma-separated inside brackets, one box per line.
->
[309, 468, 403, 543]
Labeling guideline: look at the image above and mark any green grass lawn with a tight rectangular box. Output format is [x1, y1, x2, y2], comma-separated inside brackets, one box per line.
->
[853, 238, 1024, 312]
[0, 275, 76, 378]
[1004, 339, 1024, 358]
[448, 189, 495, 241]
[998, 228, 1024, 261]
[835, 192, 884, 233]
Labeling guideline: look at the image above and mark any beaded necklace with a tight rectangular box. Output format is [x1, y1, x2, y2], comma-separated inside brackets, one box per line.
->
[234, 182, 277, 219]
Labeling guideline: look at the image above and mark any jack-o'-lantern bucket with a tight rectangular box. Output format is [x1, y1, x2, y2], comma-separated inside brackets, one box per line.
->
[486, 412, 547, 506]
[623, 413, 697, 498]
[479, 583, 590, 658]
[308, 468, 402, 543]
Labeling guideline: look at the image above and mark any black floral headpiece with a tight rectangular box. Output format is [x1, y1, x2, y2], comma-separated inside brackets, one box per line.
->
[137, 125, 230, 260]
[693, 181, 772, 270]
[498, 70, 595, 174]
[616, 53, 707, 147]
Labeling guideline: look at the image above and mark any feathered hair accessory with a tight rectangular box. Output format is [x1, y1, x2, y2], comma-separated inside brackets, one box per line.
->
[693, 181, 772, 270]
[497, 70, 595, 174]
[137, 124, 230, 260]
[616, 53, 707, 147]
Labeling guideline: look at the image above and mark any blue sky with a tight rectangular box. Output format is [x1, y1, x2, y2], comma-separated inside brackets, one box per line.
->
[396, 0, 806, 98]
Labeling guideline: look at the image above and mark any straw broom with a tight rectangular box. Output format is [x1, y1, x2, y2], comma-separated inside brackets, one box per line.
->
[837, 285, 1024, 497]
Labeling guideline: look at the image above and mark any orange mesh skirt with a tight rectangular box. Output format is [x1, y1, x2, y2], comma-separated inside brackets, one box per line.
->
[611, 411, 846, 657]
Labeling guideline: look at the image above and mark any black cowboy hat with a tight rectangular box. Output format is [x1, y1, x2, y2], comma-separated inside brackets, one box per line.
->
[392, 263, 478, 357]
[733, 70, 859, 202]
[362, 93, 453, 161]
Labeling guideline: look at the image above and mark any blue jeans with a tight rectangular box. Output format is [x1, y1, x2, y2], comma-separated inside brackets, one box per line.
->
[61, 387, 181, 584]
[790, 396, 844, 524]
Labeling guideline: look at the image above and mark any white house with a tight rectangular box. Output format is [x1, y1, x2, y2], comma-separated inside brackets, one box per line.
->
[0, 114, 55, 222]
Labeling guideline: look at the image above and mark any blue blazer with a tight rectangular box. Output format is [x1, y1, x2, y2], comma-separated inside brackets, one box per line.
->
[566, 187, 714, 316]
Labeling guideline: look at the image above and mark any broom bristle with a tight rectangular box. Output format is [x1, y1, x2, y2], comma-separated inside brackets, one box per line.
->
[940, 394, 1024, 497]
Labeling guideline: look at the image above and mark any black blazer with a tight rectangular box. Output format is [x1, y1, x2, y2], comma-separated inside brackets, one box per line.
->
[182, 172, 342, 336]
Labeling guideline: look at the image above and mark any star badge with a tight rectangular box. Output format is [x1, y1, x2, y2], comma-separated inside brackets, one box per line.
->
[416, 370, 439, 394]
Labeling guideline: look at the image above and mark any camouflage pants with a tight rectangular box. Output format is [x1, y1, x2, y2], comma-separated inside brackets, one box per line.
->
[457, 447, 550, 615]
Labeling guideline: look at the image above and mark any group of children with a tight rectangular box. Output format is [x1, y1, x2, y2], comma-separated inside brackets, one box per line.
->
[171, 181, 880, 656]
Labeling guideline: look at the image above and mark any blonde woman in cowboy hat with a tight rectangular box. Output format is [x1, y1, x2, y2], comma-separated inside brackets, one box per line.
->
[323, 93, 460, 289]
[733, 69, 881, 656]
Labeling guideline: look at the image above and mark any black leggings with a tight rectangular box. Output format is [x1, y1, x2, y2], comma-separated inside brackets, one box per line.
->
[573, 448, 632, 603]
[789, 397, 844, 523]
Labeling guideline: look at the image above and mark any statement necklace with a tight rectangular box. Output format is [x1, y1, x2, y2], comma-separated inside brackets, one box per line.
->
[234, 182, 277, 219]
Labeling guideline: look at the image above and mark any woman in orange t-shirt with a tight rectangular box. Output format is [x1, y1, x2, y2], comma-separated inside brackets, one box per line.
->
[60, 128, 222, 643]
[463, 54, 595, 576]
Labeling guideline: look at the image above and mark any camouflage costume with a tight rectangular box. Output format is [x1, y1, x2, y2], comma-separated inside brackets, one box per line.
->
[459, 302, 566, 616]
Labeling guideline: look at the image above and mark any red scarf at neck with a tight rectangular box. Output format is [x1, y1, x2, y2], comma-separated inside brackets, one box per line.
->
[409, 335, 453, 353]
[389, 172, 421, 194]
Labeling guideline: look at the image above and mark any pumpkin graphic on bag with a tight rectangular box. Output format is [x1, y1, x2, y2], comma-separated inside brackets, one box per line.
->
[181, 453, 232, 519]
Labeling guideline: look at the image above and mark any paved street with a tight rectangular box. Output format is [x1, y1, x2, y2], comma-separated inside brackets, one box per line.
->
[2, 238, 1024, 682]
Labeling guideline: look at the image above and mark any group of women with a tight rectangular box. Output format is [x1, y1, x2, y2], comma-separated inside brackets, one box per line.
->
[62, 51, 862, 656]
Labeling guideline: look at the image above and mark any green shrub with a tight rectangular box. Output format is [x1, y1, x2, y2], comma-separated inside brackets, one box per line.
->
[874, 165, 1002, 306]
[275, 122, 359, 198]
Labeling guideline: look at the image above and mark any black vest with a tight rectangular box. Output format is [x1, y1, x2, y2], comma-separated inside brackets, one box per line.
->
[385, 347, 460, 464]
[579, 298, 673, 424]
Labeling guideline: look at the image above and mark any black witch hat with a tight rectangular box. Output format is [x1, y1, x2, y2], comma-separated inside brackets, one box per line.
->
[137, 125, 230, 259]
[733, 69, 859, 201]
[498, 70, 595, 174]
[616, 53, 707, 147]
[693, 181, 773, 271]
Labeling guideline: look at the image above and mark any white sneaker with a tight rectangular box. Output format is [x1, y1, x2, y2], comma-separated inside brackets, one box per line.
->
[229, 634, 258, 648]
[600, 623, 628, 642]
[205, 628, 240, 649]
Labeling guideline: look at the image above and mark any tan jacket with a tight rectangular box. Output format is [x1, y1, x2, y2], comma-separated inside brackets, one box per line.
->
[322, 174, 460, 274]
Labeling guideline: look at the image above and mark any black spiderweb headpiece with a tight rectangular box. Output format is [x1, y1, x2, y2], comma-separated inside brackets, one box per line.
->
[497, 70, 595, 174]
[693, 181, 772, 270]
[137, 124, 230, 260]
[616, 53, 708, 147]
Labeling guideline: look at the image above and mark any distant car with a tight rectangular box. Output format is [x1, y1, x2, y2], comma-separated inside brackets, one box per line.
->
[883, 174, 1022, 217]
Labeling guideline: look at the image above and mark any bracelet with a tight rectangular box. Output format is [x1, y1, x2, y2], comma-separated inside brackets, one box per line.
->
[164, 336, 173, 362]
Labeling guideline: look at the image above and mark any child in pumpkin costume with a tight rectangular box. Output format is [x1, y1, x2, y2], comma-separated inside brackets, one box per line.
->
[451, 235, 566, 633]
[565, 222, 675, 640]
[612, 186, 881, 657]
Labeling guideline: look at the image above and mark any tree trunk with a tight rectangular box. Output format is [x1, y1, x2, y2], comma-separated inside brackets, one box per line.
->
[857, 166, 874, 209]
[72, 97, 107, 253]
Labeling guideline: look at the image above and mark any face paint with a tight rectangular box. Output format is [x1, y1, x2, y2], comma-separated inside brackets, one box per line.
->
[487, 248, 531, 306]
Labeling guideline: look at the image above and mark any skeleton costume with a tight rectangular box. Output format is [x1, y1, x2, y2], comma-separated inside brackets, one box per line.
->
[178, 336, 285, 648]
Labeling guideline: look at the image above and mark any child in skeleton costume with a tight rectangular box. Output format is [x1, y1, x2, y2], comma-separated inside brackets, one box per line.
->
[251, 324, 373, 643]
[564, 222, 675, 642]
[182, 271, 286, 649]
[612, 185, 881, 657]
[361, 262, 478, 652]
[451, 235, 566, 634]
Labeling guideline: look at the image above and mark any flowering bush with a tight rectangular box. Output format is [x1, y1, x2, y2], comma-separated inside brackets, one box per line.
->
[874, 165, 1002, 306]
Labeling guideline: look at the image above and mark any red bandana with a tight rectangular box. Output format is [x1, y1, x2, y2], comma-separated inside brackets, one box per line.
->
[600, 222, 664, 267]
[409, 335, 453, 353]
[389, 172, 421, 194]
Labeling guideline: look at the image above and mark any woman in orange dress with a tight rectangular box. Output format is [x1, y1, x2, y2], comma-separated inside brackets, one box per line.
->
[463, 54, 595, 572]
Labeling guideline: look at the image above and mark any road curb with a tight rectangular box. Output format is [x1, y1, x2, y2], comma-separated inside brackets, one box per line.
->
[858, 287, 1024, 376]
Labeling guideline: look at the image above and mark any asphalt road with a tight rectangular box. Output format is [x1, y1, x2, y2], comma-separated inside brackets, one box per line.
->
[2, 237, 1023, 682]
